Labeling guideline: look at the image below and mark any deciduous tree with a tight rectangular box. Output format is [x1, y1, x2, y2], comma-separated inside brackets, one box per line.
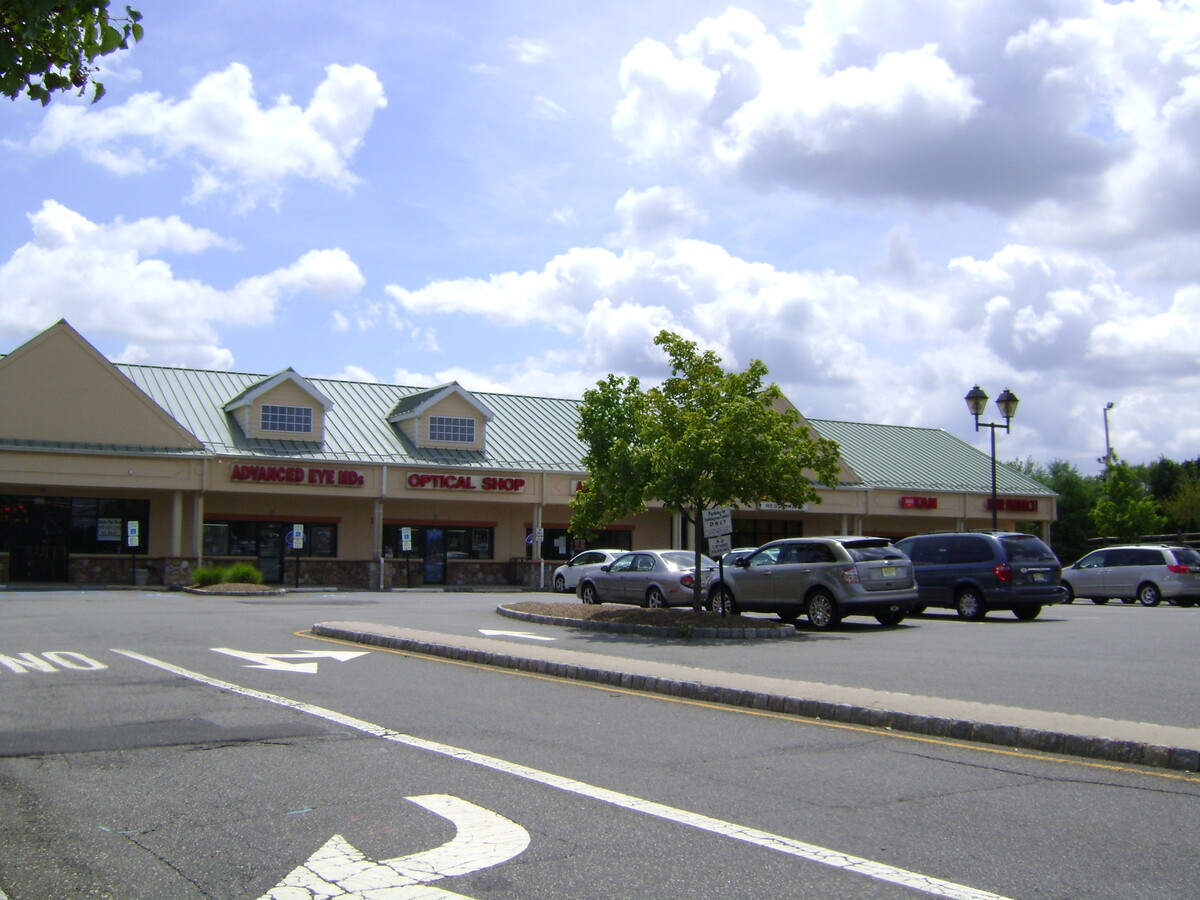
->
[571, 330, 843, 609]
[1092, 455, 1163, 541]
[1, 1, 142, 104]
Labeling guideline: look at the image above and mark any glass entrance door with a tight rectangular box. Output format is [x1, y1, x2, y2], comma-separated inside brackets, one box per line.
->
[258, 526, 284, 583]
[423, 527, 445, 584]
[6, 498, 70, 582]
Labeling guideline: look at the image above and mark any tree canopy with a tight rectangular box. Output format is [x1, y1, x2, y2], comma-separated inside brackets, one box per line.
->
[1091, 455, 1164, 541]
[570, 330, 843, 608]
[1, 1, 142, 104]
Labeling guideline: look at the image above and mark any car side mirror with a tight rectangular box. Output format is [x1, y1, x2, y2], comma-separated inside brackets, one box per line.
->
[599, 564, 610, 572]
[734, 557, 749, 568]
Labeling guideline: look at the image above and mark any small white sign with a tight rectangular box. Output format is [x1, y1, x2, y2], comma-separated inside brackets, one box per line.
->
[708, 535, 732, 557]
[401, 526, 413, 551]
[126, 520, 140, 548]
[291, 524, 305, 550]
[533, 527, 544, 543]
[702, 506, 733, 537]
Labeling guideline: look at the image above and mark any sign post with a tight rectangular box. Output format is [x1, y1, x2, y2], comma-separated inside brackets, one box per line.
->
[701, 507, 733, 616]
[290, 524, 305, 588]
[126, 520, 140, 585]
[401, 526, 413, 588]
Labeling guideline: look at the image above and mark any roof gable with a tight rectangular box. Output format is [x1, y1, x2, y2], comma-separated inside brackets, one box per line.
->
[223, 368, 333, 412]
[0, 320, 203, 450]
[387, 382, 495, 424]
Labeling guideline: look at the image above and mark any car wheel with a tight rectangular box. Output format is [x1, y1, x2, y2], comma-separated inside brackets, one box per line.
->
[1137, 583, 1162, 607]
[1091, 597, 1110, 605]
[875, 610, 905, 626]
[553, 574, 567, 593]
[806, 590, 841, 630]
[708, 586, 738, 616]
[1061, 582, 1075, 604]
[955, 587, 987, 620]
[580, 582, 600, 605]
[911, 604, 926, 615]
[646, 587, 668, 608]
[1013, 605, 1042, 621]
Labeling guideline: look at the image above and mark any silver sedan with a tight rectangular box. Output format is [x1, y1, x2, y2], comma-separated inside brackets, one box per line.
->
[577, 549, 717, 608]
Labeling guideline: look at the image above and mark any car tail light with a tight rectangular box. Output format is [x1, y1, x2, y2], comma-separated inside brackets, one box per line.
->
[840, 566, 860, 584]
[680, 573, 695, 588]
[994, 563, 1012, 582]
[1167, 564, 1189, 574]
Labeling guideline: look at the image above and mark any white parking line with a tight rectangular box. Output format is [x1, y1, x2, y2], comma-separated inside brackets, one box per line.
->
[114, 649, 1012, 900]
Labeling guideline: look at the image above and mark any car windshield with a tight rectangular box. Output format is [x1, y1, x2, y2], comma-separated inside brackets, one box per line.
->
[661, 551, 716, 568]
[841, 539, 903, 562]
[1001, 535, 1058, 562]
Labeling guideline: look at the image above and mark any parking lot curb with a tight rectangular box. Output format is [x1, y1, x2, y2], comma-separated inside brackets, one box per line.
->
[495, 603, 797, 639]
[311, 621, 1200, 773]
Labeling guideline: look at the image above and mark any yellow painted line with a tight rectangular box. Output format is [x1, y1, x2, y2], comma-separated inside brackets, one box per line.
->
[297, 630, 1200, 785]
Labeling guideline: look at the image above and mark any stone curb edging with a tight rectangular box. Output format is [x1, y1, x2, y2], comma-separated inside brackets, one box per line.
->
[496, 604, 796, 639]
[180, 586, 289, 596]
[311, 623, 1200, 773]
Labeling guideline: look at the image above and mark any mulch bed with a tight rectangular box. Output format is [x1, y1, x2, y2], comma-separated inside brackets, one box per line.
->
[503, 600, 770, 628]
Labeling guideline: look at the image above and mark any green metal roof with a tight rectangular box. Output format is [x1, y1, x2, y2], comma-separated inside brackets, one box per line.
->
[4, 346, 1055, 496]
[117, 363, 590, 472]
[807, 418, 1055, 496]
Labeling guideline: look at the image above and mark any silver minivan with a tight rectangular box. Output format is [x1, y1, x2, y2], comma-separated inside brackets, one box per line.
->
[1061, 544, 1200, 607]
[706, 536, 918, 629]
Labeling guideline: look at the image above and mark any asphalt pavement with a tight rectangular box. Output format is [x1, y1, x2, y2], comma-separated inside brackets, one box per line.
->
[313, 603, 1200, 774]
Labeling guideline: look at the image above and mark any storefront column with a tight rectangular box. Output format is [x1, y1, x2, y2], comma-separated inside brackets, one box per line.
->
[171, 490, 183, 557]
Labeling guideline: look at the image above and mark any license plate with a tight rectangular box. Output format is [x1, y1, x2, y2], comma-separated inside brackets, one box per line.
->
[1032, 572, 1045, 582]
[881, 566, 896, 577]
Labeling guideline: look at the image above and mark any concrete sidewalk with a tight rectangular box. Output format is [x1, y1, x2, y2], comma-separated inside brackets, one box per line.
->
[312, 619, 1200, 774]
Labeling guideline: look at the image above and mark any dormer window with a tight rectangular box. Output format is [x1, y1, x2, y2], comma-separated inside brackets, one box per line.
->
[261, 404, 314, 434]
[429, 415, 474, 443]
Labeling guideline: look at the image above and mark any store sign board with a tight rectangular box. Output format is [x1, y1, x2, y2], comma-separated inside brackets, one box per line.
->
[229, 464, 365, 487]
[406, 472, 527, 493]
[901, 496, 938, 509]
[986, 498, 1039, 512]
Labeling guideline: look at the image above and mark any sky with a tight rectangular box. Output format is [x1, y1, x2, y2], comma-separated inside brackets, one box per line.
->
[2, 0, 1199, 476]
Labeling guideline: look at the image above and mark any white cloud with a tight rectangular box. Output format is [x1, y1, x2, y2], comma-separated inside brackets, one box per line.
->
[0, 201, 365, 368]
[610, 0, 1200, 251]
[26, 63, 387, 212]
[508, 38, 551, 65]
[381, 187, 1200, 468]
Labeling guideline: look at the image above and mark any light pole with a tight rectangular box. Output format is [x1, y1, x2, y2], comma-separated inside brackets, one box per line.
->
[1099, 401, 1114, 467]
[965, 385, 1020, 530]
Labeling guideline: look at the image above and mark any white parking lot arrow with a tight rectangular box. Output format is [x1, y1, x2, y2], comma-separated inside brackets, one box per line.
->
[212, 648, 368, 674]
[477, 630, 555, 641]
[260, 794, 530, 899]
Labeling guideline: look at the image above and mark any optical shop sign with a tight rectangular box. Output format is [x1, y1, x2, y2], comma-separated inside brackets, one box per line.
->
[230, 464, 366, 487]
[407, 472, 527, 492]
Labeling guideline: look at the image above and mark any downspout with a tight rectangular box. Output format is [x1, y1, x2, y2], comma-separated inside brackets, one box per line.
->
[195, 458, 207, 569]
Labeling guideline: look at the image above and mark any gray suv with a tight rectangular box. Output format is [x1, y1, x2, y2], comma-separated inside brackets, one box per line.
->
[706, 536, 918, 629]
[894, 531, 1064, 621]
[1061, 544, 1200, 607]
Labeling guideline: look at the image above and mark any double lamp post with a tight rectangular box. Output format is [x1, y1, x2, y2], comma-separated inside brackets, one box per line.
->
[965, 385, 1019, 530]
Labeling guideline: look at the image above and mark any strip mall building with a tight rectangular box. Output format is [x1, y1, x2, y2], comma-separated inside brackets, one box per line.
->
[0, 322, 1057, 589]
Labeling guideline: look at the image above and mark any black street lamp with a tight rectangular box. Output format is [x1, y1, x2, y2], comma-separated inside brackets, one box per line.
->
[965, 385, 1019, 529]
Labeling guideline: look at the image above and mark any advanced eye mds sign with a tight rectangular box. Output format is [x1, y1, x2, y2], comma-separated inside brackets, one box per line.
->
[229, 464, 366, 487]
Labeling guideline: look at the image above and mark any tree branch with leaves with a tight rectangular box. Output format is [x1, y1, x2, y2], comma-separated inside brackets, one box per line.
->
[571, 330, 843, 609]
[1, 1, 143, 104]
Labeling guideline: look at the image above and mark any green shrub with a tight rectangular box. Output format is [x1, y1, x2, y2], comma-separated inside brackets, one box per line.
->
[193, 565, 228, 587]
[225, 562, 264, 584]
[193, 563, 263, 586]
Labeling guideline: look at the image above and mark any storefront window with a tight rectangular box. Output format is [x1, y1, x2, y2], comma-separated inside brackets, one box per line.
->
[383, 525, 493, 560]
[68, 497, 150, 554]
[203, 521, 337, 557]
[529, 528, 633, 560]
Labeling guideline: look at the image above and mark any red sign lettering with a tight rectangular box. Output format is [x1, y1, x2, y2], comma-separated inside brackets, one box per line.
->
[900, 496, 938, 509]
[407, 472, 526, 492]
[986, 498, 1039, 512]
[229, 463, 363, 487]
